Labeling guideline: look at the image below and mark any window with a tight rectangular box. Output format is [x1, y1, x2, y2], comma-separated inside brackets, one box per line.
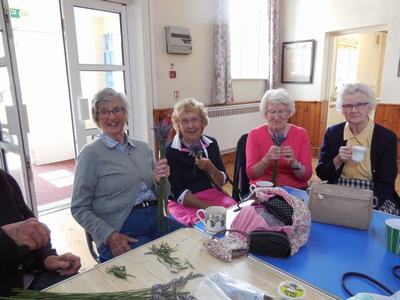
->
[229, 0, 269, 79]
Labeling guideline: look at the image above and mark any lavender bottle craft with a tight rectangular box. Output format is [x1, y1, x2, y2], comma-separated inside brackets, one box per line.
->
[153, 116, 173, 230]
[188, 142, 229, 195]
[187, 142, 204, 177]
[271, 132, 286, 187]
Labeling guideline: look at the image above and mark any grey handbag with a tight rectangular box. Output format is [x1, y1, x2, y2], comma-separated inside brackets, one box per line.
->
[308, 182, 374, 230]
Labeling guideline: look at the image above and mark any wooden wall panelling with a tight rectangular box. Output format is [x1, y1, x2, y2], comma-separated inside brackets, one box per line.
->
[289, 100, 328, 158]
[374, 103, 400, 170]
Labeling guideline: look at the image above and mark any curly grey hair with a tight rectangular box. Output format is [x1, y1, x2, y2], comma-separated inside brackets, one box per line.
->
[172, 98, 209, 134]
[91, 87, 129, 126]
[260, 88, 296, 116]
[336, 83, 376, 112]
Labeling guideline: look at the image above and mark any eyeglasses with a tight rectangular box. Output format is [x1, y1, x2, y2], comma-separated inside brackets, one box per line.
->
[266, 109, 289, 116]
[342, 102, 369, 110]
[179, 117, 201, 126]
[98, 107, 126, 118]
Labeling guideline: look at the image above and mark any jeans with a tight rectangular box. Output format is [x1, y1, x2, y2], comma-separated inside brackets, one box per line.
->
[98, 205, 184, 262]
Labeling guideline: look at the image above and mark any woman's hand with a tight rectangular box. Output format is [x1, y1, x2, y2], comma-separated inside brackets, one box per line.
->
[107, 232, 138, 258]
[281, 145, 295, 164]
[195, 157, 215, 173]
[2, 218, 50, 250]
[44, 253, 81, 276]
[263, 145, 281, 162]
[333, 146, 352, 169]
[154, 158, 170, 183]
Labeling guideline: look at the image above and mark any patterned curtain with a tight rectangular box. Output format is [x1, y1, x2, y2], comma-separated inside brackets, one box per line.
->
[213, 0, 233, 104]
[267, 0, 280, 89]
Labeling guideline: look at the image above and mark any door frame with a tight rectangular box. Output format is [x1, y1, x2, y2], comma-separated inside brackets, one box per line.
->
[60, 0, 133, 154]
[0, 0, 37, 213]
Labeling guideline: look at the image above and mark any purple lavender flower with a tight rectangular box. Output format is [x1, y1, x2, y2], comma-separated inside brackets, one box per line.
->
[271, 132, 285, 146]
[271, 131, 286, 186]
[188, 142, 203, 159]
[153, 117, 173, 159]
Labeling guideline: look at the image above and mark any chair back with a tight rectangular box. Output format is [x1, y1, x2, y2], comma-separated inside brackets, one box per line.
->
[232, 133, 250, 202]
[85, 231, 100, 263]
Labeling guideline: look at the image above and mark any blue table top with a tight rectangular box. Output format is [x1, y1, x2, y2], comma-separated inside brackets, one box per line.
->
[194, 187, 400, 299]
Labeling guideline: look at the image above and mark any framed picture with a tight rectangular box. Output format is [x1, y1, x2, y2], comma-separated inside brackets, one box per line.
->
[281, 39, 316, 83]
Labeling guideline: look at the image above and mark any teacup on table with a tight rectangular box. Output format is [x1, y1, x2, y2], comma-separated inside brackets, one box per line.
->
[352, 146, 367, 162]
[196, 206, 227, 233]
[250, 180, 274, 191]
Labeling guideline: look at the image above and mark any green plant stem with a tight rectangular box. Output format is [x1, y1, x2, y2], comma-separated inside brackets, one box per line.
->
[2, 272, 203, 300]
[157, 143, 169, 231]
[106, 265, 135, 280]
[145, 242, 194, 273]
[272, 159, 278, 187]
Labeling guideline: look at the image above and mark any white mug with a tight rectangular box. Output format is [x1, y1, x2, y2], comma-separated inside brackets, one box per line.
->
[250, 180, 274, 192]
[196, 206, 226, 233]
[352, 146, 367, 163]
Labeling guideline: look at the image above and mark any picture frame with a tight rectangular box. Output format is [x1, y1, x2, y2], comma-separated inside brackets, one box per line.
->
[281, 39, 316, 83]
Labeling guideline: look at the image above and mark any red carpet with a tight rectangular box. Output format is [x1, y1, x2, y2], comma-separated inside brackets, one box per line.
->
[33, 159, 75, 206]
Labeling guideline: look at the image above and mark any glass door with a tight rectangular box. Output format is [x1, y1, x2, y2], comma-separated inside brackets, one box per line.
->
[61, 0, 132, 152]
[0, 0, 36, 212]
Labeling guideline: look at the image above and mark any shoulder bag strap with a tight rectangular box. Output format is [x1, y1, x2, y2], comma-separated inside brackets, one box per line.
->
[341, 272, 393, 297]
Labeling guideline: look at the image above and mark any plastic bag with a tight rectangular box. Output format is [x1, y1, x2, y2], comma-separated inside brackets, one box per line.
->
[193, 272, 273, 300]
[347, 291, 400, 300]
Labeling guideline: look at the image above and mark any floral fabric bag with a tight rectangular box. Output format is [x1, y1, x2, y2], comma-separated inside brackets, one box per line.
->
[230, 187, 311, 257]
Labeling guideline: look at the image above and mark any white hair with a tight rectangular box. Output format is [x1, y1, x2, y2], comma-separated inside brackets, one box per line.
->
[260, 88, 296, 116]
[336, 83, 376, 112]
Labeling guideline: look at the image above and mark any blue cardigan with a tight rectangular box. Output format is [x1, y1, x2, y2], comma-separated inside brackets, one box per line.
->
[316, 122, 398, 207]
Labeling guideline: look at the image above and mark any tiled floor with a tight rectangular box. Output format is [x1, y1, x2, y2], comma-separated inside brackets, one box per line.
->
[39, 158, 400, 273]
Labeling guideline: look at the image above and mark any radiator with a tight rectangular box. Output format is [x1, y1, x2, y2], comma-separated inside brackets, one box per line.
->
[204, 103, 263, 153]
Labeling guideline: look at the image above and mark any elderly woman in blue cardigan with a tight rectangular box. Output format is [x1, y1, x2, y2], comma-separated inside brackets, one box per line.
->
[71, 88, 182, 262]
[316, 82, 399, 215]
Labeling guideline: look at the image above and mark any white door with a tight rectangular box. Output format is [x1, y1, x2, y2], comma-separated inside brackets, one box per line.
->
[61, 0, 132, 152]
[0, 0, 37, 212]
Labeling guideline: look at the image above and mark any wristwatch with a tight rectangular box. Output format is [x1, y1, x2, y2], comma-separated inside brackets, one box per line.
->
[291, 161, 302, 171]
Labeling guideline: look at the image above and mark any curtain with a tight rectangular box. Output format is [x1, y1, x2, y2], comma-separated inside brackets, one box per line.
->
[267, 0, 280, 89]
[213, 0, 233, 104]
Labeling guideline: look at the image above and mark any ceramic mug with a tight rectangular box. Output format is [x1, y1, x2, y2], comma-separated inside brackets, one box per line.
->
[352, 146, 367, 163]
[196, 206, 227, 233]
[250, 180, 274, 192]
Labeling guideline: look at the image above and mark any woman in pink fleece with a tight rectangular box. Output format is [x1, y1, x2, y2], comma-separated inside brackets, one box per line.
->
[246, 89, 312, 189]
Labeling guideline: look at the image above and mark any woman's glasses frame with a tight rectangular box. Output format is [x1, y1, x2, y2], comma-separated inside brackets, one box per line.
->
[98, 107, 126, 118]
[342, 102, 369, 111]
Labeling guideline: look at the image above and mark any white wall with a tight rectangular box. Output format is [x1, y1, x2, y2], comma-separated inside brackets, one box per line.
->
[279, 0, 400, 103]
[152, 0, 267, 107]
[152, 0, 214, 107]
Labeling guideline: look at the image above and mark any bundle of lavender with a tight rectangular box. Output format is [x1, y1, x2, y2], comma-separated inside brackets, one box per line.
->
[2, 272, 202, 300]
[271, 132, 286, 186]
[153, 116, 173, 231]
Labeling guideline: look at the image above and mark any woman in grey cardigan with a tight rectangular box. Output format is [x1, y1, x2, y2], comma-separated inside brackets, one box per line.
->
[71, 88, 182, 262]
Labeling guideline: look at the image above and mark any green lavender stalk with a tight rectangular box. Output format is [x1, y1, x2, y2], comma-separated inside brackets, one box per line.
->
[157, 143, 169, 232]
[2, 272, 202, 300]
[153, 116, 173, 232]
[145, 242, 195, 273]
